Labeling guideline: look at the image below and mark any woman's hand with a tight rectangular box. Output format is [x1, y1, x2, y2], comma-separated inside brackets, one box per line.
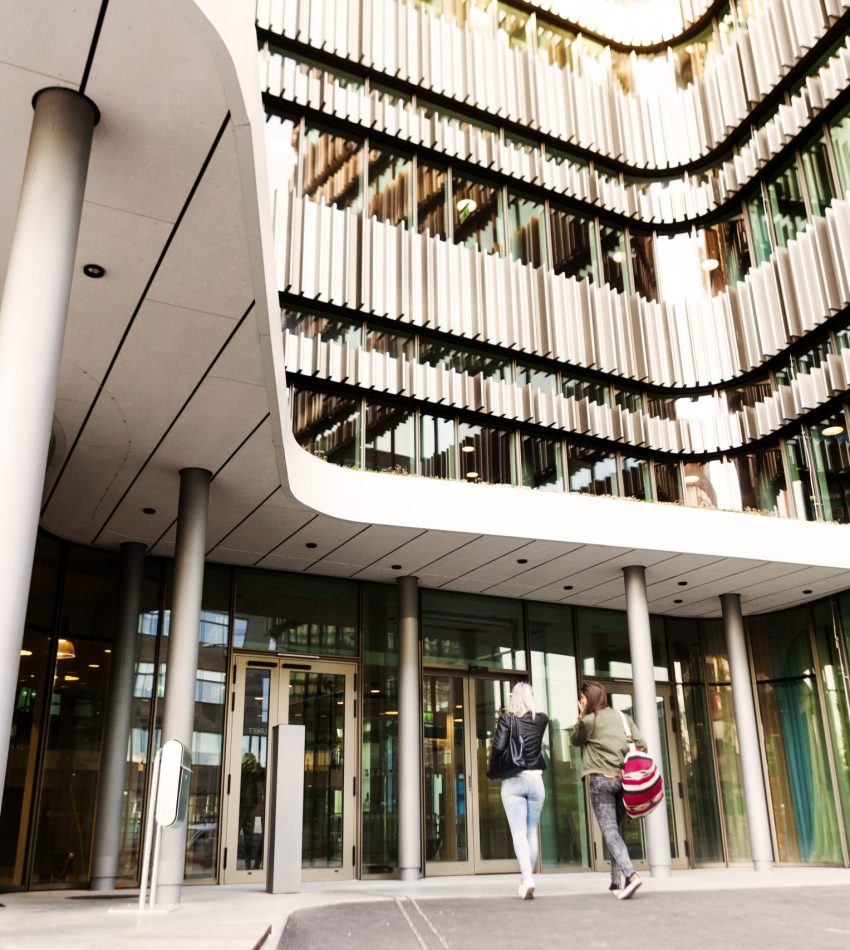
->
[577, 693, 587, 716]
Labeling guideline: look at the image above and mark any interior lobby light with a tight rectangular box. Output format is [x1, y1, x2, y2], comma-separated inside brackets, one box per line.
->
[57, 638, 76, 660]
[20, 649, 33, 657]
[466, 471, 479, 479]
[456, 197, 477, 216]
[610, 250, 625, 264]
[684, 474, 701, 485]
[701, 258, 720, 272]
[64, 674, 79, 682]
[822, 425, 845, 437]
[461, 445, 475, 453]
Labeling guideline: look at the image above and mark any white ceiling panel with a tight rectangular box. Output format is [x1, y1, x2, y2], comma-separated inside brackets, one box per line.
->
[321, 524, 426, 568]
[218, 504, 315, 563]
[419, 536, 532, 582]
[145, 127, 254, 320]
[456, 539, 576, 586]
[0, 1, 102, 84]
[260, 515, 367, 564]
[259, 553, 323, 573]
[361, 530, 479, 574]
[83, 0, 227, 223]
[435, 577, 499, 594]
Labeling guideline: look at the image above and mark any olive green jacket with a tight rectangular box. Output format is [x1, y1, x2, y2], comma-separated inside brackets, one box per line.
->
[571, 707, 648, 778]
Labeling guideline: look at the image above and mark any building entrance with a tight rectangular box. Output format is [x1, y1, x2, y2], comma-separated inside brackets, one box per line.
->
[586, 684, 689, 872]
[221, 655, 357, 884]
[423, 672, 526, 875]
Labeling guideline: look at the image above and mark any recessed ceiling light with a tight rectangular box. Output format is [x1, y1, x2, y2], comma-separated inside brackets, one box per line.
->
[142, 507, 156, 515]
[64, 674, 80, 682]
[461, 445, 475, 453]
[104, 648, 111, 654]
[20, 649, 33, 657]
[701, 258, 719, 272]
[673, 599, 683, 604]
[678, 581, 688, 586]
[83, 263, 105, 279]
[88, 663, 100, 669]
[370, 688, 381, 694]
[517, 558, 528, 564]
[305, 542, 317, 549]
[466, 471, 479, 479]
[803, 589, 813, 595]
[456, 197, 477, 216]
[563, 584, 573, 591]
[822, 425, 845, 437]
[384, 710, 398, 716]
[610, 250, 625, 264]
[684, 474, 700, 485]
[391, 564, 402, 570]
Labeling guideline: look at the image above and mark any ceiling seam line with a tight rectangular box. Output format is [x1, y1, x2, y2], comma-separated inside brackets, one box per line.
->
[41, 111, 232, 516]
[78, 0, 109, 95]
[350, 529, 431, 577]
[205, 486, 282, 557]
[88, 298, 254, 545]
[253, 513, 320, 566]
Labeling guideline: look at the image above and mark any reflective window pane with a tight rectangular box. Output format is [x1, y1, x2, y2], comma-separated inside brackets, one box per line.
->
[785, 433, 817, 521]
[265, 116, 300, 197]
[600, 225, 630, 293]
[562, 373, 609, 407]
[364, 402, 415, 474]
[621, 456, 651, 500]
[578, 608, 668, 681]
[419, 412, 456, 479]
[549, 207, 597, 282]
[302, 126, 363, 213]
[516, 363, 558, 394]
[766, 161, 808, 248]
[290, 385, 361, 468]
[747, 192, 773, 265]
[367, 147, 413, 226]
[528, 604, 588, 868]
[506, 192, 546, 267]
[828, 105, 850, 193]
[422, 590, 524, 670]
[452, 173, 502, 254]
[282, 307, 361, 348]
[730, 446, 793, 517]
[364, 326, 414, 359]
[653, 461, 683, 504]
[800, 134, 836, 218]
[419, 338, 512, 382]
[630, 231, 657, 301]
[458, 420, 515, 485]
[234, 571, 358, 655]
[417, 160, 448, 238]
[567, 444, 617, 496]
[521, 434, 563, 490]
[807, 413, 850, 523]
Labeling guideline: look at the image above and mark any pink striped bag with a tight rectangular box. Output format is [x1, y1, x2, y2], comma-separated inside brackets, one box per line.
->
[618, 711, 665, 819]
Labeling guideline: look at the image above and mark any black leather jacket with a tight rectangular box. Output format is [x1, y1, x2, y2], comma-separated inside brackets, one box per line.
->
[489, 711, 548, 778]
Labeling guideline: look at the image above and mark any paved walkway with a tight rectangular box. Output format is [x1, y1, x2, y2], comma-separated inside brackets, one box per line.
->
[0, 868, 848, 950]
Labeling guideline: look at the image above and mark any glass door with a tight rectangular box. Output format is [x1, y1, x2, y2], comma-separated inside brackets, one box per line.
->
[588, 686, 688, 872]
[222, 656, 356, 883]
[423, 672, 523, 875]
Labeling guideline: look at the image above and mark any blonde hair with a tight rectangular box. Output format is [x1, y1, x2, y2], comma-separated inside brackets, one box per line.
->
[508, 682, 538, 718]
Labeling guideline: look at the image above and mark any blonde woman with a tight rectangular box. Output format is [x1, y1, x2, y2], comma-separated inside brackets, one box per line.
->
[487, 682, 549, 899]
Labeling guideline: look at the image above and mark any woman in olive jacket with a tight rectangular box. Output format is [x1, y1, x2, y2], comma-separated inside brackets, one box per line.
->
[571, 680, 647, 900]
[488, 682, 548, 900]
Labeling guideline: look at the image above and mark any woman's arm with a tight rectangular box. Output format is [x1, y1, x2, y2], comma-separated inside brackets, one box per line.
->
[629, 717, 648, 752]
[491, 712, 510, 751]
[571, 714, 591, 747]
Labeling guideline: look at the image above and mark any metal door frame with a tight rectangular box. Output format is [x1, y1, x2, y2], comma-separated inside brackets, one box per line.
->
[221, 654, 357, 884]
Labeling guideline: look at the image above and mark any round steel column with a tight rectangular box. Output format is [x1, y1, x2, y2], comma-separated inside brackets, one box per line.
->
[720, 593, 773, 871]
[0, 87, 98, 811]
[397, 575, 422, 882]
[155, 468, 211, 905]
[623, 565, 672, 878]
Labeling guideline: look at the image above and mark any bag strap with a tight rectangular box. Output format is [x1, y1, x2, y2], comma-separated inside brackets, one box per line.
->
[618, 710, 634, 742]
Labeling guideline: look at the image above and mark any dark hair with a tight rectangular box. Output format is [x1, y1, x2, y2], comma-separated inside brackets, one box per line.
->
[581, 681, 609, 737]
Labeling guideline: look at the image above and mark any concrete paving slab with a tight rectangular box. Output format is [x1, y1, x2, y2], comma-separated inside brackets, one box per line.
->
[0, 868, 848, 950]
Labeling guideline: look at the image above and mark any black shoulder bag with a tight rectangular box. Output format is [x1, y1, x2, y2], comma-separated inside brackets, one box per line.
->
[487, 713, 527, 778]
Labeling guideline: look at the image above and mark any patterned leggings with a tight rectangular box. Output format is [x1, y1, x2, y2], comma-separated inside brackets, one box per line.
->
[588, 774, 636, 887]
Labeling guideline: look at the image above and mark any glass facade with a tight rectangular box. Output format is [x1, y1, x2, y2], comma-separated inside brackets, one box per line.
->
[6, 536, 850, 891]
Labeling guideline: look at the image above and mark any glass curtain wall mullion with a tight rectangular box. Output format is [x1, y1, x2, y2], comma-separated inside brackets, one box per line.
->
[806, 608, 850, 865]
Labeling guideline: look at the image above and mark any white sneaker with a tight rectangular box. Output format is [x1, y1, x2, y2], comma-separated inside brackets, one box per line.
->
[617, 874, 642, 900]
[519, 877, 535, 900]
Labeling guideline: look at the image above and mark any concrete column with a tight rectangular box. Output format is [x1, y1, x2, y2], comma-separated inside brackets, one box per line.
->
[397, 575, 422, 882]
[0, 87, 98, 810]
[155, 468, 211, 905]
[720, 593, 773, 871]
[91, 542, 147, 890]
[622, 565, 672, 878]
